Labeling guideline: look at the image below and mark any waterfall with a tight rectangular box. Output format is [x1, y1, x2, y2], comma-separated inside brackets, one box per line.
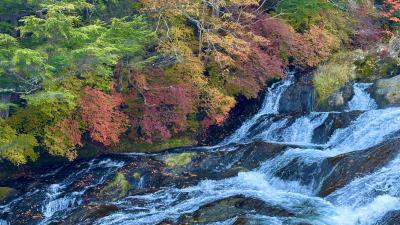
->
[347, 83, 377, 111]
[221, 72, 295, 144]
[3, 74, 400, 225]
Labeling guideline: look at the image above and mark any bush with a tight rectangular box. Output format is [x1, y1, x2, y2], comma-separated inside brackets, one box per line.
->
[276, 0, 331, 32]
[313, 62, 356, 102]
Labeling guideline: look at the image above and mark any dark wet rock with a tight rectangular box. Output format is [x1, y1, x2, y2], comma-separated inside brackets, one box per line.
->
[201, 89, 268, 145]
[278, 83, 314, 114]
[370, 75, 400, 108]
[312, 111, 363, 144]
[318, 138, 400, 196]
[61, 204, 119, 225]
[0, 187, 16, 204]
[374, 210, 400, 225]
[85, 141, 287, 200]
[176, 195, 294, 224]
[161, 141, 287, 184]
[316, 83, 354, 112]
[157, 141, 286, 189]
[273, 138, 400, 196]
[245, 113, 296, 140]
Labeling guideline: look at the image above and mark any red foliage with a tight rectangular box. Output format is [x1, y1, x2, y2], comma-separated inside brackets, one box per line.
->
[58, 118, 82, 147]
[251, 16, 336, 68]
[201, 117, 214, 129]
[80, 88, 128, 146]
[351, 3, 384, 49]
[127, 83, 197, 143]
[382, 0, 400, 22]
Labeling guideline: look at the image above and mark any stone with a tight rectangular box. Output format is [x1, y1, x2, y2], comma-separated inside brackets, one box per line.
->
[177, 195, 294, 224]
[278, 83, 315, 114]
[370, 75, 400, 108]
[316, 83, 354, 111]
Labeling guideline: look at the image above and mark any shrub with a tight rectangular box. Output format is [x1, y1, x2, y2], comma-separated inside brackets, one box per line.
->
[313, 61, 356, 102]
[276, 0, 331, 32]
[80, 88, 128, 146]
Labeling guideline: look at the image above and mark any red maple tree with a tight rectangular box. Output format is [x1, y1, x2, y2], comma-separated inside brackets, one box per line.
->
[80, 87, 128, 146]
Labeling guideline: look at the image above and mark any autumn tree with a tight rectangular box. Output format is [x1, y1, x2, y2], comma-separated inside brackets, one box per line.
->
[80, 88, 128, 146]
[44, 118, 82, 160]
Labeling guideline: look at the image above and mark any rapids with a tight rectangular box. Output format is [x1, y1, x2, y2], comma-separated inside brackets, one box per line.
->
[1, 72, 400, 225]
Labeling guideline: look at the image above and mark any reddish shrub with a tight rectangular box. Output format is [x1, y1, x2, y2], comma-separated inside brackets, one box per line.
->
[80, 88, 128, 146]
[350, 3, 384, 49]
[127, 83, 197, 143]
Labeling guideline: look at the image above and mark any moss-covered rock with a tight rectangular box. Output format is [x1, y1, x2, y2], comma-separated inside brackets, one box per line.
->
[163, 152, 196, 168]
[313, 62, 356, 103]
[111, 135, 194, 153]
[315, 83, 354, 111]
[370, 75, 400, 108]
[0, 186, 14, 201]
[99, 172, 131, 201]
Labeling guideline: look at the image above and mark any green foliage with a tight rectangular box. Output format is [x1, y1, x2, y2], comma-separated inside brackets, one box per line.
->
[24, 91, 76, 118]
[313, 54, 357, 102]
[355, 55, 376, 80]
[0, 122, 38, 165]
[100, 17, 155, 57]
[12, 49, 49, 79]
[277, 0, 331, 32]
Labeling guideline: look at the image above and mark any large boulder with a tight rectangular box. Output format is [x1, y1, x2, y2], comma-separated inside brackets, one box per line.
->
[62, 204, 119, 225]
[278, 83, 315, 114]
[84, 141, 288, 201]
[273, 138, 400, 197]
[316, 83, 354, 112]
[312, 111, 363, 144]
[370, 75, 400, 108]
[173, 195, 294, 224]
[317, 138, 400, 196]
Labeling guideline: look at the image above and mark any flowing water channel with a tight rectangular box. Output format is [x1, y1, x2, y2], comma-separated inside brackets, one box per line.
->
[1, 73, 400, 225]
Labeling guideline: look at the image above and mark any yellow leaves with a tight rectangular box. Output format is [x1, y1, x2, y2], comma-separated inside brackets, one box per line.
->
[228, 0, 259, 6]
[201, 86, 236, 121]
[0, 122, 38, 166]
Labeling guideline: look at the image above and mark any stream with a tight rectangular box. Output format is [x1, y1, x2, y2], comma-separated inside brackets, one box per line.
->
[1, 72, 400, 225]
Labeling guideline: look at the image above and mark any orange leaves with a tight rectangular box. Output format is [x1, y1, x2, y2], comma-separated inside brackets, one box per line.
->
[382, 0, 400, 22]
[80, 88, 128, 146]
[44, 118, 82, 161]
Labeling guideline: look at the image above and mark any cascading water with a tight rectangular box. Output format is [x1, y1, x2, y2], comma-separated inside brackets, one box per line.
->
[347, 83, 377, 111]
[220, 72, 296, 145]
[2, 72, 400, 225]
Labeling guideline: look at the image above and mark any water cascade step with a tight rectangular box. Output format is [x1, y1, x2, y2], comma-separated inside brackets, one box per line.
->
[1, 72, 400, 225]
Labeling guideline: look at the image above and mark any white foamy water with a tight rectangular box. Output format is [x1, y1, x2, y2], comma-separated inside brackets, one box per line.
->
[328, 107, 400, 152]
[93, 81, 400, 225]
[347, 83, 377, 111]
[221, 72, 295, 144]
[3, 78, 400, 225]
[38, 159, 124, 224]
